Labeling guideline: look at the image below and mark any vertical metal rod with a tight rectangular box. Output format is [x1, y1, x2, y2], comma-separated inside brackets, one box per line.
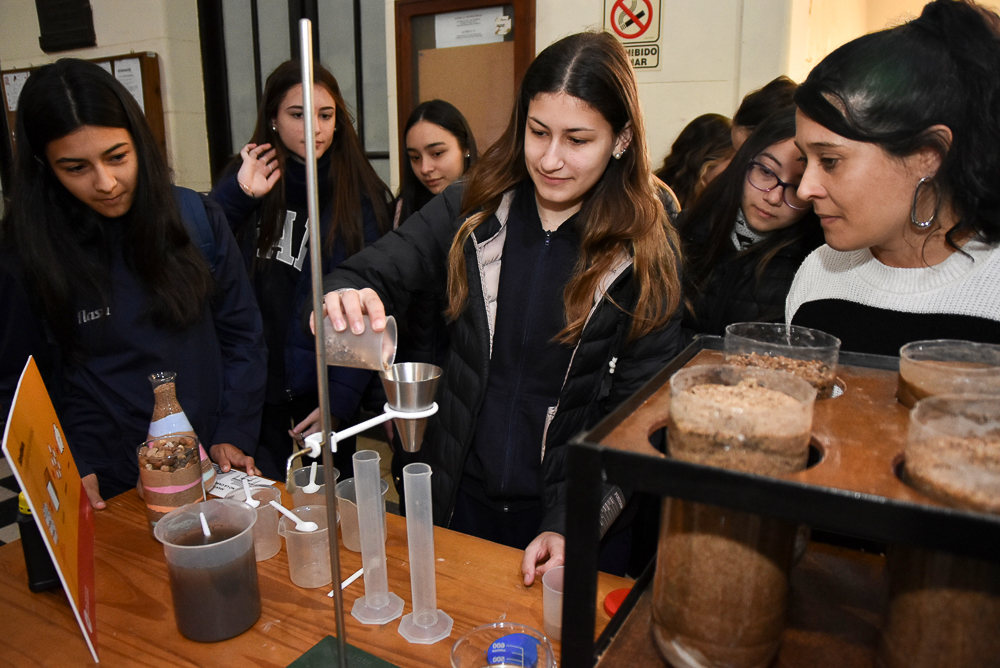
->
[299, 19, 348, 667]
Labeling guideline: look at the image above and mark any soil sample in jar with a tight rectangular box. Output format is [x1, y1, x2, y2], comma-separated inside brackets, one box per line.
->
[878, 396, 1000, 668]
[652, 365, 816, 668]
[896, 340, 1000, 408]
[724, 322, 840, 399]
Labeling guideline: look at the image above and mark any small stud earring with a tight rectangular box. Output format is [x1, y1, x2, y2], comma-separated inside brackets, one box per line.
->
[613, 151, 623, 160]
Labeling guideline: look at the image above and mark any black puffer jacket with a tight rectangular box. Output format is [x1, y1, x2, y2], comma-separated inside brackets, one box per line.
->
[323, 181, 684, 534]
[682, 215, 822, 339]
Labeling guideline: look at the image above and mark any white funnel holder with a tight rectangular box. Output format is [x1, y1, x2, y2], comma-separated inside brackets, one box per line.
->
[297, 403, 439, 462]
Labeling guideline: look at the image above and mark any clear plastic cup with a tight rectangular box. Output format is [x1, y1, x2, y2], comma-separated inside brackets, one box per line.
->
[336, 477, 388, 552]
[277, 505, 332, 588]
[153, 499, 261, 642]
[542, 566, 564, 641]
[897, 339, 1000, 408]
[451, 622, 556, 668]
[323, 314, 396, 371]
[225, 485, 281, 561]
[724, 322, 840, 398]
[288, 464, 339, 508]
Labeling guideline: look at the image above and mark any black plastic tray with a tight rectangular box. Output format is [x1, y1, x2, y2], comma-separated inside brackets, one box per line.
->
[560, 336, 1000, 667]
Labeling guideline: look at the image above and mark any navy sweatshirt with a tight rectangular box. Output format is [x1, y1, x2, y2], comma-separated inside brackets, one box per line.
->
[461, 181, 578, 511]
[210, 156, 383, 421]
[0, 192, 267, 497]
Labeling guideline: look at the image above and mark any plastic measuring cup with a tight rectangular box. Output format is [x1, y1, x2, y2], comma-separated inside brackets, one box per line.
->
[225, 485, 281, 561]
[350, 450, 403, 624]
[398, 463, 453, 644]
[153, 499, 261, 642]
[277, 505, 332, 588]
[335, 476, 388, 552]
[288, 464, 339, 508]
[323, 314, 397, 371]
[542, 566, 564, 641]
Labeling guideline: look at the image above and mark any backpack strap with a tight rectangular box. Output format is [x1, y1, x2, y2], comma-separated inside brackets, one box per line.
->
[172, 186, 218, 269]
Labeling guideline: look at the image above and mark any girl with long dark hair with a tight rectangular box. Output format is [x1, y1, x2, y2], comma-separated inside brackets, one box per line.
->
[210, 61, 392, 480]
[680, 106, 822, 338]
[0, 59, 266, 507]
[655, 113, 734, 209]
[788, 0, 1000, 354]
[395, 99, 478, 227]
[316, 31, 685, 583]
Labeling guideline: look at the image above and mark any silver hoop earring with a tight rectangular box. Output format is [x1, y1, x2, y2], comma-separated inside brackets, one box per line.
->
[911, 176, 940, 229]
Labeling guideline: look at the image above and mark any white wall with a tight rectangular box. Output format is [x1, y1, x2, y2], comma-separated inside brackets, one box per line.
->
[0, 0, 210, 190]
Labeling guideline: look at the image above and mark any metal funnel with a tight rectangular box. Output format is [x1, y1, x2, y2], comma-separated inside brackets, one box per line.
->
[379, 363, 442, 452]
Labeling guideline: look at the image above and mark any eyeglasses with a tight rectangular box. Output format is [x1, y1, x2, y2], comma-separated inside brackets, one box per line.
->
[746, 161, 809, 210]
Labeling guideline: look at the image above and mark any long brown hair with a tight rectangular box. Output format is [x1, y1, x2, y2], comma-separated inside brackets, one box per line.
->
[248, 61, 391, 260]
[445, 32, 682, 342]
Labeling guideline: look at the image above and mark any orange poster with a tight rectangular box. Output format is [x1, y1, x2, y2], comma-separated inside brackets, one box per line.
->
[2, 357, 98, 662]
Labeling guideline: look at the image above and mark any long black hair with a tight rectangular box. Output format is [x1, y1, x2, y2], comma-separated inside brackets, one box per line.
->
[795, 0, 1000, 248]
[397, 99, 478, 224]
[681, 106, 820, 292]
[655, 113, 733, 208]
[2, 58, 213, 356]
[242, 60, 392, 261]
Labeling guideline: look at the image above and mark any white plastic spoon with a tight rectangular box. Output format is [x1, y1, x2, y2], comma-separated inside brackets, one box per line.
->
[241, 478, 260, 508]
[269, 499, 318, 532]
[302, 461, 321, 494]
[199, 511, 212, 538]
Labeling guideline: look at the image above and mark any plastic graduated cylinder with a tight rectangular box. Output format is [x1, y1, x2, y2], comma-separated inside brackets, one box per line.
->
[398, 462, 453, 644]
[351, 449, 404, 624]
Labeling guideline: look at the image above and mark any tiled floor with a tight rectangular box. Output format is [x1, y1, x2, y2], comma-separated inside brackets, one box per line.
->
[0, 430, 398, 548]
[0, 457, 20, 545]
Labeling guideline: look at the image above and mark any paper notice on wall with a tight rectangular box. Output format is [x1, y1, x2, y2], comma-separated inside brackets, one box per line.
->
[3, 71, 30, 112]
[113, 58, 145, 112]
[435, 7, 506, 49]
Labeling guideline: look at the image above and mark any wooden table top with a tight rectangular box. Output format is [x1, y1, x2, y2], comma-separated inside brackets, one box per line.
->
[0, 487, 629, 667]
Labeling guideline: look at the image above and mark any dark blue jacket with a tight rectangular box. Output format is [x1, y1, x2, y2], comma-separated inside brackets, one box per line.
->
[0, 191, 266, 497]
[210, 161, 383, 422]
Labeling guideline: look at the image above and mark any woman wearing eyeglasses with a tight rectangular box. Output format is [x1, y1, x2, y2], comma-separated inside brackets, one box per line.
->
[679, 106, 821, 339]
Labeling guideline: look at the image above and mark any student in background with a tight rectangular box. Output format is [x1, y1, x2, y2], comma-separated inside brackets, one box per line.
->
[681, 107, 822, 340]
[210, 60, 392, 480]
[731, 76, 797, 151]
[395, 99, 478, 227]
[655, 113, 734, 209]
[0, 59, 265, 507]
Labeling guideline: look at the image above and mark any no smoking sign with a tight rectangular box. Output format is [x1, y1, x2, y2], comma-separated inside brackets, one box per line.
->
[604, 0, 661, 69]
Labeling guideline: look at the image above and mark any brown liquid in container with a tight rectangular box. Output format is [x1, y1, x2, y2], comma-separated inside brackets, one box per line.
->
[653, 369, 815, 668]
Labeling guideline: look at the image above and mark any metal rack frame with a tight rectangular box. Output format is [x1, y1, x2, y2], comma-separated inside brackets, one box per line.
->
[560, 336, 1000, 667]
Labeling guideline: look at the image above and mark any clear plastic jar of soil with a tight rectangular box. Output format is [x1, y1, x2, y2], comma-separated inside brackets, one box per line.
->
[724, 322, 840, 399]
[652, 364, 816, 668]
[879, 395, 1000, 668]
[896, 340, 1000, 408]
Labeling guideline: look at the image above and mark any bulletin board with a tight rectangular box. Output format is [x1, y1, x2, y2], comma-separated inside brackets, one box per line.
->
[1, 52, 165, 160]
[395, 0, 534, 163]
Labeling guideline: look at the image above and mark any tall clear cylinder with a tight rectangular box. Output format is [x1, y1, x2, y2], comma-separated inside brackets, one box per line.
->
[350, 450, 403, 624]
[398, 463, 453, 644]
